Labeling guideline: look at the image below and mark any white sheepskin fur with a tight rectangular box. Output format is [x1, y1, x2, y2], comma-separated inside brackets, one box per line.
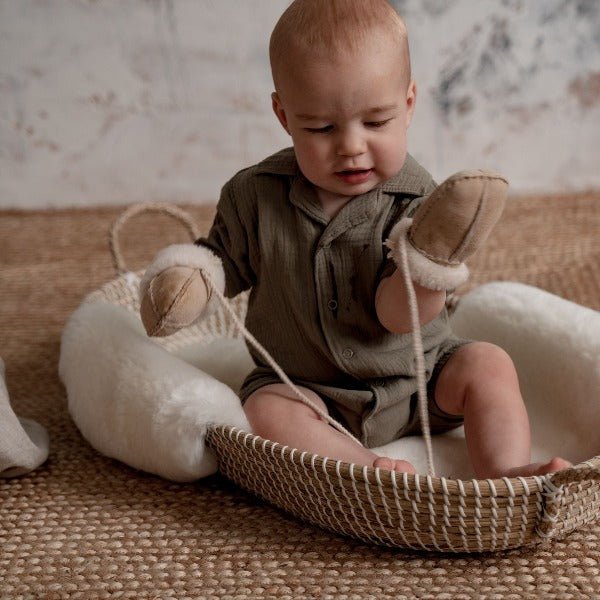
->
[451, 282, 600, 466]
[139, 243, 226, 317]
[385, 218, 470, 290]
[59, 301, 250, 482]
[60, 281, 599, 481]
[377, 281, 600, 477]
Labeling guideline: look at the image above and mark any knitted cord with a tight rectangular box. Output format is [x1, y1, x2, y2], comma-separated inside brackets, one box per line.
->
[396, 235, 437, 477]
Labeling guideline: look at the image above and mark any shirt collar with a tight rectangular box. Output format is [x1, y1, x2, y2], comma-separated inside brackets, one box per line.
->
[254, 147, 299, 176]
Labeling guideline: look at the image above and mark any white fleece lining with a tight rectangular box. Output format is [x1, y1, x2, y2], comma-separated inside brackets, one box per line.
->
[59, 282, 600, 481]
[139, 243, 226, 317]
[385, 219, 469, 291]
[59, 301, 250, 482]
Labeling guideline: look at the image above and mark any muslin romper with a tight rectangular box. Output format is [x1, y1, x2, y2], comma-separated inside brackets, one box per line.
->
[196, 148, 466, 448]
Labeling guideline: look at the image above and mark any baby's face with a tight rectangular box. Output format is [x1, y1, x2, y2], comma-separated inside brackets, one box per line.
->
[272, 39, 415, 205]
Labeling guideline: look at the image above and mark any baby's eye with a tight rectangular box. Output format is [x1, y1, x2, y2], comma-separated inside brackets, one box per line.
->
[365, 119, 392, 128]
[305, 125, 334, 134]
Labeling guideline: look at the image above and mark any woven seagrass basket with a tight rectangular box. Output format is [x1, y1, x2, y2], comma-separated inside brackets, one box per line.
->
[94, 203, 600, 553]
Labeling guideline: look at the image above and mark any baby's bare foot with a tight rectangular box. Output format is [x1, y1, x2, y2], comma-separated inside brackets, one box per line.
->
[502, 457, 572, 478]
[373, 457, 416, 474]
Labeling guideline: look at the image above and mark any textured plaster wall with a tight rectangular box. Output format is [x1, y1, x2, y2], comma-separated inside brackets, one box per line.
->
[1, 0, 599, 208]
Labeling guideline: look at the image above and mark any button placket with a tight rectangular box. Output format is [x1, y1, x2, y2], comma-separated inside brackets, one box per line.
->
[315, 237, 340, 368]
[315, 235, 357, 372]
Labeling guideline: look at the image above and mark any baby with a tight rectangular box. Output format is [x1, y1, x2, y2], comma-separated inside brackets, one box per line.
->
[140, 0, 570, 479]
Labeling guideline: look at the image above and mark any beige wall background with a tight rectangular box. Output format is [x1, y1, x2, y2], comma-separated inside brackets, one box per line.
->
[1, 0, 599, 209]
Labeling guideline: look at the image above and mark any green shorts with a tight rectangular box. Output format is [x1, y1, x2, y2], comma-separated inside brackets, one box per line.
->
[239, 337, 469, 448]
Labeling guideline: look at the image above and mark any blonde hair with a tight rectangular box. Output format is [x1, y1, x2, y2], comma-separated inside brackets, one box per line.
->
[270, 0, 411, 90]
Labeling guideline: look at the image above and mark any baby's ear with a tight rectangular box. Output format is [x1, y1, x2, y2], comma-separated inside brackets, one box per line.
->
[271, 92, 290, 135]
[405, 80, 417, 126]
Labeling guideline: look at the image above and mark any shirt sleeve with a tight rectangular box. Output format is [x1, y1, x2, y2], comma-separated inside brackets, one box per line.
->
[194, 176, 259, 298]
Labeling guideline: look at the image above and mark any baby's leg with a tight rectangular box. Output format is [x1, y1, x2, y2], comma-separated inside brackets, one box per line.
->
[243, 383, 415, 473]
[434, 342, 571, 479]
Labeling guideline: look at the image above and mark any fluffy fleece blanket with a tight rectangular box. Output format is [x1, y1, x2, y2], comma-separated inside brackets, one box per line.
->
[59, 282, 599, 481]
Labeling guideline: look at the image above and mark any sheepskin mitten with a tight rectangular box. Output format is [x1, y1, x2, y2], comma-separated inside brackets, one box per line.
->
[385, 170, 508, 290]
[139, 244, 225, 337]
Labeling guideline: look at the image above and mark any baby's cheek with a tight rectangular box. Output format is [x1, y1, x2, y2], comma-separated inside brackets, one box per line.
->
[295, 142, 324, 174]
[379, 144, 407, 179]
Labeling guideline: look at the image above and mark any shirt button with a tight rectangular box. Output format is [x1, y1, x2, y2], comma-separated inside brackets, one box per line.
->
[327, 299, 338, 310]
[342, 348, 354, 359]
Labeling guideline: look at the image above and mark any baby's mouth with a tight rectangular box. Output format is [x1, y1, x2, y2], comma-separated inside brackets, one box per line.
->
[335, 168, 373, 184]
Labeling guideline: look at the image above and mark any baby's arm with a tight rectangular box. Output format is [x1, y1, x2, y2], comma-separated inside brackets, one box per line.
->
[140, 178, 258, 337]
[375, 270, 445, 334]
[375, 170, 508, 334]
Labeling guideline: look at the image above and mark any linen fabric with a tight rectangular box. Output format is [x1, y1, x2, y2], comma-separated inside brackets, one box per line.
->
[196, 148, 466, 447]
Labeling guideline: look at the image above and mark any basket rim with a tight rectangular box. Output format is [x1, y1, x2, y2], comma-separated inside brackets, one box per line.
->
[207, 424, 600, 494]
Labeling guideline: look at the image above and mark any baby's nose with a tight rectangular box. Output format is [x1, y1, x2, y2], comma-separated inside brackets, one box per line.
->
[337, 130, 366, 157]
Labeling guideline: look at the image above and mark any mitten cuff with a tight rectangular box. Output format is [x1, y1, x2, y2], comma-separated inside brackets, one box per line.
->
[139, 243, 226, 316]
[384, 218, 470, 291]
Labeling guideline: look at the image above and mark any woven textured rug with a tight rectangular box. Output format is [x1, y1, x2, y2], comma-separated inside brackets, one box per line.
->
[1, 192, 599, 599]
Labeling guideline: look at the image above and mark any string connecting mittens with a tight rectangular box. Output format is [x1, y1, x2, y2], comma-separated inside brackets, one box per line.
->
[385, 170, 508, 291]
[137, 242, 363, 444]
[384, 170, 507, 476]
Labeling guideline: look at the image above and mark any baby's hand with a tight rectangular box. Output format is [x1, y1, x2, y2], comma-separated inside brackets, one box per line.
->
[140, 266, 210, 337]
[385, 170, 508, 291]
[409, 170, 508, 268]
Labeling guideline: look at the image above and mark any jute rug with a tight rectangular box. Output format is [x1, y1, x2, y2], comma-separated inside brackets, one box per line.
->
[1, 192, 599, 599]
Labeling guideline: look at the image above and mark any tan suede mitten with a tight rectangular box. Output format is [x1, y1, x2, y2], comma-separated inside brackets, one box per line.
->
[140, 266, 210, 337]
[386, 170, 508, 290]
[139, 243, 226, 337]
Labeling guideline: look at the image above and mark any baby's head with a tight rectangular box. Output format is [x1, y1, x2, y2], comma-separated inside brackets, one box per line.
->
[269, 0, 416, 203]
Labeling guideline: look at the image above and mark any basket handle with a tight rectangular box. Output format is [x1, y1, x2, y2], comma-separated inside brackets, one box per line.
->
[537, 456, 600, 538]
[109, 202, 200, 275]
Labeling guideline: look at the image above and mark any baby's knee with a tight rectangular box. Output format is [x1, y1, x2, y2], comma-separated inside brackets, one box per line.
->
[244, 392, 283, 433]
[243, 384, 328, 439]
[437, 342, 520, 415]
[472, 341, 515, 372]
[442, 342, 515, 386]
[459, 342, 518, 388]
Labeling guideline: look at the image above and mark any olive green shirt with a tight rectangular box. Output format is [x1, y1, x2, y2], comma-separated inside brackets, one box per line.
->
[197, 147, 454, 447]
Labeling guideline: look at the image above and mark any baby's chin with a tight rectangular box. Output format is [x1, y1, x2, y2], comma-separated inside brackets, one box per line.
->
[339, 180, 382, 198]
[320, 173, 385, 199]
[317, 183, 377, 205]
